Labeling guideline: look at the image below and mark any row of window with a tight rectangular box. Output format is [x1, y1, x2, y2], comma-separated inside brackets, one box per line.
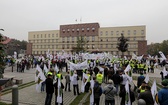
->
[62, 27, 95, 33]
[33, 33, 59, 38]
[32, 44, 137, 49]
[32, 51, 137, 55]
[32, 29, 145, 39]
[100, 30, 144, 36]
[30, 36, 144, 43]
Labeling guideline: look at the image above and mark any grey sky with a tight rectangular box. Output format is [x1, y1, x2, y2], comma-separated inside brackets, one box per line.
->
[0, 0, 168, 44]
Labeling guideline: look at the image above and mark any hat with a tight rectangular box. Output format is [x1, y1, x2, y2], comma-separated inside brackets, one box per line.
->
[47, 72, 53, 76]
[161, 79, 168, 86]
[108, 79, 113, 84]
[138, 99, 146, 105]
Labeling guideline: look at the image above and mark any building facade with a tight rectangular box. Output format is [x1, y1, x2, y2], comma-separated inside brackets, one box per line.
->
[27, 23, 147, 56]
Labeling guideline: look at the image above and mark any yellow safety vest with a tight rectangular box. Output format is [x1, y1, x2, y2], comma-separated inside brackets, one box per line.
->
[96, 73, 103, 84]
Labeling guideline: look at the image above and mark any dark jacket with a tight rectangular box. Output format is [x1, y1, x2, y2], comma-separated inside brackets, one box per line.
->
[158, 87, 168, 105]
[138, 90, 154, 105]
[94, 82, 102, 99]
[45, 78, 54, 94]
[112, 73, 121, 84]
[137, 75, 145, 88]
[119, 87, 135, 105]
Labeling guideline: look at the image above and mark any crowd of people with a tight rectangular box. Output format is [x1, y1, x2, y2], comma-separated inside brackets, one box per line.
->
[3, 54, 168, 105]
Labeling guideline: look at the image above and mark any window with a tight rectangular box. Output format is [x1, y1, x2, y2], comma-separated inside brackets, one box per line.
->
[87, 36, 90, 42]
[100, 44, 103, 48]
[45, 34, 46, 38]
[67, 37, 70, 42]
[52, 45, 54, 49]
[34, 35, 35, 38]
[41, 45, 42, 49]
[77, 28, 79, 32]
[56, 45, 58, 49]
[48, 45, 50, 48]
[106, 38, 108, 42]
[100, 31, 103, 36]
[87, 28, 90, 31]
[100, 39, 103, 41]
[111, 44, 113, 48]
[92, 44, 95, 49]
[141, 30, 144, 35]
[82, 28, 84, 32]
[41, 34, 43, 38]
[116, 31, 119, 35]
[122, 31, 124, 35]
[72, 29, 75, 32]
[44, 45, 46, 48]
[128, 30, 130, 35]
[106, 31, 108, 36]
[111, 31, 113, 35]
[72, 37, 74, 42]
[92, 36, 95, 42]
[92, 28, 95, 31]
[106, 44, 108, 48]
[67, 44, 69, 49]
[67, 29, 70, 32]
[52, 39, 54, 42]
[48, 39, 50, 43]
[62, 45, 65, 49]
[134, 30, 136, 35]
[52, 34, 54, 37]
[56, 33, 58, 37]
[62, 29, 65, 33]
[62, 37, 65, 42]
[133, 37, 136, 41]
[48, 34, 50, 37]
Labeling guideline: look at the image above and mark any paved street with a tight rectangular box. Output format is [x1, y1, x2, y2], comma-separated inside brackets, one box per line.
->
[1, 64, 163, 105]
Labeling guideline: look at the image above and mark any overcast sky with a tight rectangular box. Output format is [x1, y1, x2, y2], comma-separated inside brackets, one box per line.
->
[0, 0, 168, 44]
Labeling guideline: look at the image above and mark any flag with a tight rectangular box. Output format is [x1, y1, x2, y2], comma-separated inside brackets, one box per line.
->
[57, 78, 63, 103]
[151, 80, 159, 105]
[90, 79, 94, 105]
[125, 80, 131, 105]
[144, 74, 149, 83]
[124, 64, 132, 82]
[35, 64, 46, 92]
[81, 72, 89, 93]
[162, 67, 168, 77]
[44, 64, 49, 74]
[159, 51, 166, 60]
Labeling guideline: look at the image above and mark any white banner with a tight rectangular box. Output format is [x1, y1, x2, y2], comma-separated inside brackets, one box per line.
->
[69, 60, 88, 70]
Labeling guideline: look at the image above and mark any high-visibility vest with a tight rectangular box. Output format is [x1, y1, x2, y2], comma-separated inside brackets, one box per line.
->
[57, 73, 62, 79]
[96, 73, 103, 84]
[87, 74, 90, 82]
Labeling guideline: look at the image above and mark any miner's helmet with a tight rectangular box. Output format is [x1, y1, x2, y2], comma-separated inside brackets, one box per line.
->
[138, 99, 146, 105]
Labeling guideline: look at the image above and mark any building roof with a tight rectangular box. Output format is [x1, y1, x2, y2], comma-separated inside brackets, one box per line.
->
[1, 36, 12, 44]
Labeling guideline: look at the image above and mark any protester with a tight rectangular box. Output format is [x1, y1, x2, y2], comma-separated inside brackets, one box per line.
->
[54, 78, 64, 105]
[65, 71, 71, 92]
[72, 70, 80, 95]
[96, 71, 103, 85]
[93, 81, 102, 105]
[45, 72, 54, 105]
[85, 71, 91, 92]
[138, 85, 154, 105]
[119, 83, 135, 105]
[158, 79, 168, 105]
[112, 70, 121, 95]
[137, 72, 145, 88]
[103, 79, 116, 105]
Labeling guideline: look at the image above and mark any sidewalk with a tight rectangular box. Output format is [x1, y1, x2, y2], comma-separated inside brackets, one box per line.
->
[1, 66, 79, 105]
